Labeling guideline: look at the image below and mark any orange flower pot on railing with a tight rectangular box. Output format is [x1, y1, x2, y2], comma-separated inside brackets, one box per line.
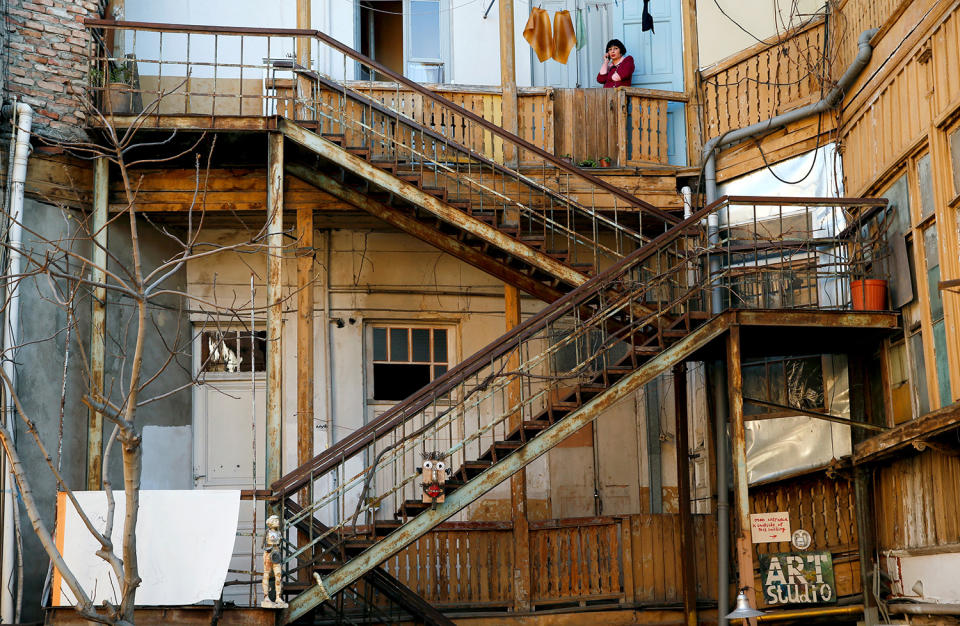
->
[850, 279, 887, 310]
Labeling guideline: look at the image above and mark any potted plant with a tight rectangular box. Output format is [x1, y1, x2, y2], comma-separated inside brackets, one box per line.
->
[598, 156, 612, 168]
[559, 153, 573, 164]
[91, 63, 135, 115]
[848, 210, 892, 311]
[577, 158, 598, 168]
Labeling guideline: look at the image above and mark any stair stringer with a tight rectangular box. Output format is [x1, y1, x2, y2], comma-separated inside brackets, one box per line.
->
[285, 162, 566, 303]
[280, 311, 733, 624]
[278, 118, 589, 289]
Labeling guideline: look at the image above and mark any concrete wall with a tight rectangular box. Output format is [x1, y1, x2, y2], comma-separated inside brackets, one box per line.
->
[15, 199, 92, 621]
[12, 200, 192, 620]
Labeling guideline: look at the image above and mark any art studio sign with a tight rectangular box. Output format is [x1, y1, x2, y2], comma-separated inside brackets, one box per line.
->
[758, 552, 837, 606]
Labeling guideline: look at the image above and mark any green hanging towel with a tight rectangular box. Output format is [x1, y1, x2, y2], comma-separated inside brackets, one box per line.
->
[575, 8, 586, 50]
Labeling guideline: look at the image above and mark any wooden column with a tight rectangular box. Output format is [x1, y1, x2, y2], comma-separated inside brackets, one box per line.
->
[296, 0, 311, 119]
[499, 0, 519, 172]
[726, 325, 756, 624]
[505, 284, 531, 612]
[86, 157, 108, 490]
[680, 0, 702, 164]
[296, 206, 315, 580]
[296, 207, 315, 480]
[266, 133, 285, 508]
[673, 362, 698, 626]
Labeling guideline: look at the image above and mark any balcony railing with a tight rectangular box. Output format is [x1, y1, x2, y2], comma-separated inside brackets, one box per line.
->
[83, 20, 687, 168]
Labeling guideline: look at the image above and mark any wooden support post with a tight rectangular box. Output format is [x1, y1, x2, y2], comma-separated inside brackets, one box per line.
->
[266, 133, 285, 510]
[86, 157, 108, 490]
[674, 362, 698, 626]
[296, 206, 315, 580]
[499, 0, 519, 195]
[505, 284, 531, 612]
[848, 352, 878, 623]
[681, 0, 702, 165]
[726, 325, 756, 625]
[296, 0, 311, 119]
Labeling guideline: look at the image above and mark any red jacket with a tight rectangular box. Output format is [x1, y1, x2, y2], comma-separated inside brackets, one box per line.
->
[597, 55, 635, 88]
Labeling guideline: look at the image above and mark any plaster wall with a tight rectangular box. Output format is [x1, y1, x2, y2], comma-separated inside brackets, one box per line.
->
[696, 0, 826, 68]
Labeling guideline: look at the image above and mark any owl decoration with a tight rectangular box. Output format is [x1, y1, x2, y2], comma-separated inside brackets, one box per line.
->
[417, 451, 452, 505]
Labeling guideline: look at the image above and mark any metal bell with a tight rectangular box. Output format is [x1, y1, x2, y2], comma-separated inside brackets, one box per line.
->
[725, 590, 765, 619]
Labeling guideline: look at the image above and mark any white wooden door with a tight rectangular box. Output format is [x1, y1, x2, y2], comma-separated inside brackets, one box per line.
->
[193, 364, 267, 605]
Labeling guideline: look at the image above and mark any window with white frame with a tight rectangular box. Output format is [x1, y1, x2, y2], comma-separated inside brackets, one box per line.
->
[405, 0, 448, 82]
[369, 325, 452, 401]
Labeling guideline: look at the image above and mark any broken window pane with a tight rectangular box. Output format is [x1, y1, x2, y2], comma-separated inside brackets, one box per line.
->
[200, 330, 266, 373]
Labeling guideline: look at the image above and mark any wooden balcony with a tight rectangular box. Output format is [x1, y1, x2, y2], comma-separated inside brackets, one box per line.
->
[84, 21, 688, 169]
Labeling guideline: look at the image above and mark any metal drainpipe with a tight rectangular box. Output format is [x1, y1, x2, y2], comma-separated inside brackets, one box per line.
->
[1, 101, 32, 625]
[699, 28, 879, 625]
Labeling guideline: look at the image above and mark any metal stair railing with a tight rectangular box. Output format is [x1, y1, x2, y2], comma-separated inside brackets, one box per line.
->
[272, 195, 888, 622]
[84, 19, 679, 275]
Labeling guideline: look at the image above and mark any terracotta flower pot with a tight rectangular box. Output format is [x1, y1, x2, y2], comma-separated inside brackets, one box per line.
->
[850, 279, 887, 310]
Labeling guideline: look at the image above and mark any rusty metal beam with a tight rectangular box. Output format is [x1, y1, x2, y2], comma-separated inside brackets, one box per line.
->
[726, 325, 757, 626]
[280, 311, 733, 623]
[673, 362, 697, 626]
[86, 157, 108, 490]
[285, 163, 565, 303]
[743, 397, 887, 432]
[266, 133, 284, 507]
[731, 309, 898, 329]
[279, 119, 589, 290]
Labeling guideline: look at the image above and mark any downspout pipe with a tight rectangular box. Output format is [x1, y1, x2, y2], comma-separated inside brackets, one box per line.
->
[701, 29, 877, 626]
[703, 27, 879, 204]
[1, 101, 32, 625]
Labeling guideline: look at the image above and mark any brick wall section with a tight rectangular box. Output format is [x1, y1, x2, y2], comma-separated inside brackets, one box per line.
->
[4, 0, 103, 141]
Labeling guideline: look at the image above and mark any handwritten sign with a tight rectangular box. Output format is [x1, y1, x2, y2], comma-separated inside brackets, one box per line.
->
[750, 512, 791, 543]
[759, 552, 836, 606]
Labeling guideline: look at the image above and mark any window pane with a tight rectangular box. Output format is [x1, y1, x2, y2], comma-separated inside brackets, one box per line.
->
[917, 153, 935, 220]
[373, 363, 430, 400]
[742, 363, 767, 415]
[883, 174, 910, 236]
[909, 331, 930, 416]
[924, 224, 943, 320]
[201, 330, 266, 373]
[409, 0, 441, 60]
[433, 329, 447, 362]
[932, 320, 952, 407]
[390, 328, 409, 362]
[411, 328, 431, 362]
[373, 327, 387, 362]
[434, 364, 447, 378]
[950, 127, 960, 195]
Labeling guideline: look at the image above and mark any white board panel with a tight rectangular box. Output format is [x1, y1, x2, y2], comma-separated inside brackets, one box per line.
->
[53, 490, 240, 607]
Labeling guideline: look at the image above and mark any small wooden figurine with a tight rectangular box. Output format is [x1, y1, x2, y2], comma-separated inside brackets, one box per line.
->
[261, 514, 288, 609]
[417, 451, 452, 506]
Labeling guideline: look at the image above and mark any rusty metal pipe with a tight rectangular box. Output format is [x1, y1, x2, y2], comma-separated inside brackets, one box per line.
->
[888, 603, 960, 615]
[703, 28, 879, 204]
[757, 604, 864, 621]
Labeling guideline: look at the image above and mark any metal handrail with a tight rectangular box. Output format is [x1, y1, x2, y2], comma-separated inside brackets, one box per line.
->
[271, 195, 886, 496]
[82, 18, 676, 224]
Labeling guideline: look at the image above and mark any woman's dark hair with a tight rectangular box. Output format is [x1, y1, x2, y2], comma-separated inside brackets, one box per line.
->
[605, 39, 626, 55]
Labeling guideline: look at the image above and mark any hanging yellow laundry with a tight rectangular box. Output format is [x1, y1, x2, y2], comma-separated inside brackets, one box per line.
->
[523, 7, 553, 63]
[552, 10, 576, 64]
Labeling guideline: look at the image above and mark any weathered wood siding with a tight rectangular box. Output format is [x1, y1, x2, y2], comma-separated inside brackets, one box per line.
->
[749, 474, 862, 607]
[379, 514, 718, 611]
[875, 450, 960, 551]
